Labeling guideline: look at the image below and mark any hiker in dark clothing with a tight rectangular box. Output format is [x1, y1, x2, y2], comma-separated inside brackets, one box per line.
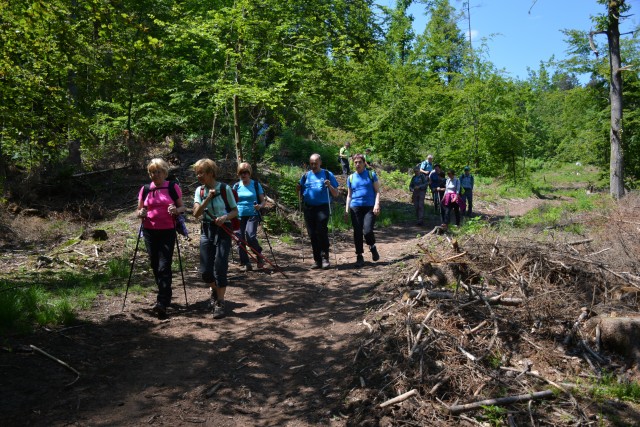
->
[460, 166, 475, 216]
[409, 166, 428, 225]
[429, 164, 442, 210]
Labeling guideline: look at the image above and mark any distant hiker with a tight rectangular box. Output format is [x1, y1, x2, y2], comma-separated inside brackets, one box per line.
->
[346, 154, 381, 268]
[297, 154, 339, 269]
[136, 158, 186, 318]
[460, 166, 475, 216]
[429, 164, 442, 210]
[364, 148, 373, 169]
[438, 169, 465, 229]
[409, 165, 428, 226]
[437, 171, 446, 223]
[420, 154, 434, 177]
[233, 162, 266, 272]
[339, 142, 352, 175]
[193, 158, 239, 319]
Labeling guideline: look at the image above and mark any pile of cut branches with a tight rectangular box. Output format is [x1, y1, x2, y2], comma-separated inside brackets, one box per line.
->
[344, 231, 640, 426]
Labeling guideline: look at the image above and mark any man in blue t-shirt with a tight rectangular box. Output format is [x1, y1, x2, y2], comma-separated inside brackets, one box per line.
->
[420, 154, 434, 178]
[297, 154, 340, 269]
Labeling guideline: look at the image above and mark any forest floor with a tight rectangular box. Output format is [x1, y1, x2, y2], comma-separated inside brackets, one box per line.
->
[1, 161, 639, 426]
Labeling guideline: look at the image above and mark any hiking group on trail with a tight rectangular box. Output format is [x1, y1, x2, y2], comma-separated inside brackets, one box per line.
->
[131, 150, 474, 319]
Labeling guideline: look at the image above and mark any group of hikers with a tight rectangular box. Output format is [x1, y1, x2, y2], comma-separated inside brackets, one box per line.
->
[134, 147, 473, 320]
[409, 153, 475, 228]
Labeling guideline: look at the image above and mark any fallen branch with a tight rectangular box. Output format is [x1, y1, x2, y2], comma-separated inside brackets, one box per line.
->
[379, 389, 418, 408]
[30, 344, 80, 386]
[435, 252, 467, 264]
[447, 390, 555, 415]
[567, 239, 593, 246]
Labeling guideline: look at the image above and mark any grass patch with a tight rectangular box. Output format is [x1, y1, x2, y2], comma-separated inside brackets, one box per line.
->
[588, 373, 640, 403]
[0, 257, 148, 333]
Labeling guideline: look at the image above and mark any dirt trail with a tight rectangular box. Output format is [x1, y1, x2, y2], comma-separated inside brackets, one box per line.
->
[2, 219, 427, 427]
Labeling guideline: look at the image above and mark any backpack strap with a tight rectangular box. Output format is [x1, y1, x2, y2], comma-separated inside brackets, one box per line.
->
[142, 184, 151, 204]
[142, 182, 179, 204]
[167, 181, 179, 203]
[220, 182, 231, 213]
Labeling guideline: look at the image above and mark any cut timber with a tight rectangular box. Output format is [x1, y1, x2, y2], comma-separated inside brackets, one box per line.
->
[448, 390, 555, 415]
[584, 316, 640, 360]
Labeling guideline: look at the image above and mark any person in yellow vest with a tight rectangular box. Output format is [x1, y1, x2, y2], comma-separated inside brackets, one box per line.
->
[339, 142, 351, 176]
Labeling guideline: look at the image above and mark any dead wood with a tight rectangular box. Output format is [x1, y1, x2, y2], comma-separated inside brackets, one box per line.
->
[30, 344, 80, 386]
[378, 388, 418, 408]
[447, 390, 555, 414]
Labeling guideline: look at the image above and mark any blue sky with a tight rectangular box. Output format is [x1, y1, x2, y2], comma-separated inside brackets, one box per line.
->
[378, 0, 639, 81]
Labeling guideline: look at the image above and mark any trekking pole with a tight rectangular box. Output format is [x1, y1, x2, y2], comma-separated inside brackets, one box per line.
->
[254, 203, 279, 268]
[219, 222, 288, 278]
[326, 186, 338, 268]
[298, 196, 305, 262]
[122, 222, 143, 311]
[174, 226, 188, 308]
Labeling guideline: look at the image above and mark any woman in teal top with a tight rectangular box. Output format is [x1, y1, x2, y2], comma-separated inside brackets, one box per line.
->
[233, 162, 265, 271]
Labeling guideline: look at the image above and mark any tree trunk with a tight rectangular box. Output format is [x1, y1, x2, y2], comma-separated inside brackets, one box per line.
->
[608, 0, 624, 199]
[233, 94, 243, 163]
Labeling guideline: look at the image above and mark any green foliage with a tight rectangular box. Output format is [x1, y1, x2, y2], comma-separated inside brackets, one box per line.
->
[589, 372, 640, 403]
[106, 257, 131, 279]
[262, 213, 298, 235]
[481, 405, 508, 426]
[377, 169, 412, 190]
[458, 216, 489, 235]
[265, 130, 340, 172]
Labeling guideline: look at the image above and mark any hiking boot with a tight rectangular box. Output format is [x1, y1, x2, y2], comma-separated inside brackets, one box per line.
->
[208, 291, 217, 309]
[244, 263, 253, 272]
[213, 301, 226, 319]
[311, 261, 323, 269]
[355, 254, 365, 268]
[153, 302, 167, 318]
[322, 257, 330, 269]
[370, 245, 380, 262]
[257, 260, 265, 269]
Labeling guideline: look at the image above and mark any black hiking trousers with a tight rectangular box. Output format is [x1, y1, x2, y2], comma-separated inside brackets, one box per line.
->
[143, 228, 176, 306]
[304, 204, 331, 264]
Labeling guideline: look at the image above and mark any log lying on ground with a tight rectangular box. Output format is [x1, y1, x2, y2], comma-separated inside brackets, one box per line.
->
[584, 315, 640, 360]
[447, 390, 555, 415]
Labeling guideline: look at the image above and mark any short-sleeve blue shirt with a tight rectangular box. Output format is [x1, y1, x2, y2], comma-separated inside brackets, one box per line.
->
[420, 160, 433, 173]
[348, 170, 378, 207]
[234, 179, 264, 217]
[299, 169, 339, 206]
